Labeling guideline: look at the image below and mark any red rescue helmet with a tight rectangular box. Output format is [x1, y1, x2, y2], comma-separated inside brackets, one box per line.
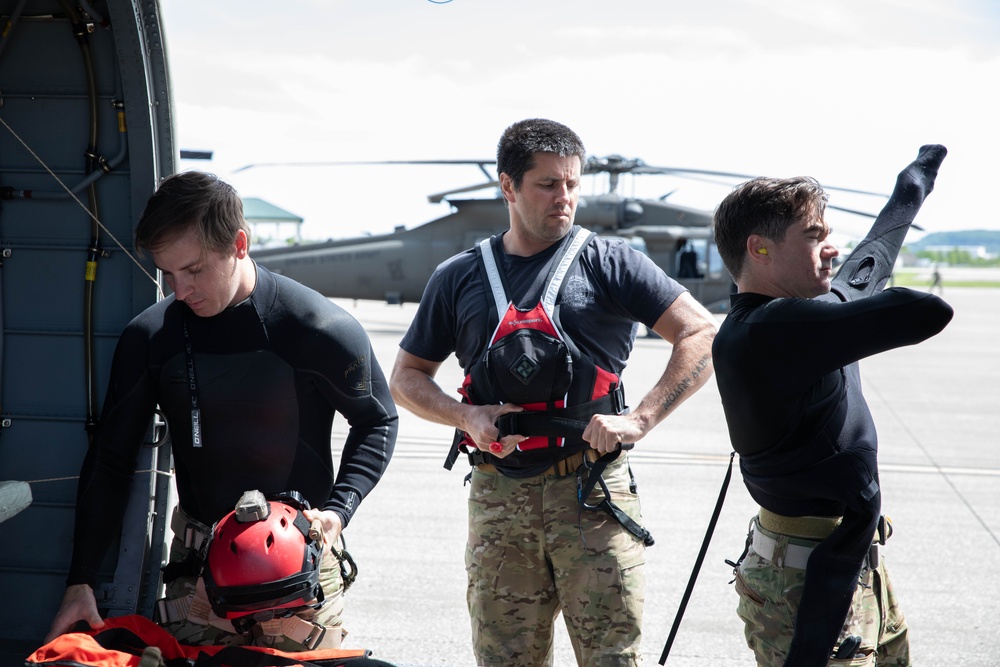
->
[203, 490, 325, 620]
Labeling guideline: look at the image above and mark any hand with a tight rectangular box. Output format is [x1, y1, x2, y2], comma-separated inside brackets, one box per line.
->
[583, 413, 644, 454]
[44, 584, 104, 643]
[302, 508, 344, 548]
[463, 403, 526, 459]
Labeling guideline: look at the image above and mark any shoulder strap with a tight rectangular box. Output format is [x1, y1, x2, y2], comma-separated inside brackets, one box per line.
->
[476, 227, 595, 317]
[542, 228, 593, 310]
[476, 236, 508, 323]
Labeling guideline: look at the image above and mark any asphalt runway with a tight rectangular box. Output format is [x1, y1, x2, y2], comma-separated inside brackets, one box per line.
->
[331, 286, 999, 667]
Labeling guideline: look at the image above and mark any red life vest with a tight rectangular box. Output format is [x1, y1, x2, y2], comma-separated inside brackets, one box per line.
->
[26, 615, 389, 667]
[447, 227, 625, 478]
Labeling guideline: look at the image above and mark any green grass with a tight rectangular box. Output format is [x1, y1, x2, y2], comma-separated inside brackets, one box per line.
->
[888, 274, 1000, 289]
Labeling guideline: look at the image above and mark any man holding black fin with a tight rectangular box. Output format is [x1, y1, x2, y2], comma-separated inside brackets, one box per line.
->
[712, 145, 952, 666]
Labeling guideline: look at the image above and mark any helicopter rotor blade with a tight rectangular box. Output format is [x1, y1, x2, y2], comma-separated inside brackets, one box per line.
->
[826, 203, 923, 231]
[827, 203, 877, 218]
[427, 180, 501, 203]
[232, 156, 894, 220]
[629, 164, 891, 198]
[233, 159, 497, 174]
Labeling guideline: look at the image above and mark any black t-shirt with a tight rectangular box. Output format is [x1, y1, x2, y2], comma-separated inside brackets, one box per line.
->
[401, 230, 685, 379]
[68, 265, 398, 587]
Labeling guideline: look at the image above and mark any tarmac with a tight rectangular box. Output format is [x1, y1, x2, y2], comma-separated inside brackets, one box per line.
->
[330, 285, 1000, 666]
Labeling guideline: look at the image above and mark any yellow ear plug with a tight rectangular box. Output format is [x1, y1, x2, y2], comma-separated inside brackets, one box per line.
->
[757, 248, 768, 255]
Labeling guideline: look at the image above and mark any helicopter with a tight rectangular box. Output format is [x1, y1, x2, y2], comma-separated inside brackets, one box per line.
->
[247, 155, 886, 313]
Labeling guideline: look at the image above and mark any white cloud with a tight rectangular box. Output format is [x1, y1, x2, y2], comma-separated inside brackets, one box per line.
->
[165, 0, 1000, 240]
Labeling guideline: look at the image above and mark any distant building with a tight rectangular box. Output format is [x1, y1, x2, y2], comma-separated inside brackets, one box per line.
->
[242, 197, 304, 246]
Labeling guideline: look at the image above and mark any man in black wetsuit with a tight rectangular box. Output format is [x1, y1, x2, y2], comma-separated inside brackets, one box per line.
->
[712, 145, 952, 667]
[46, 172, 398, 649]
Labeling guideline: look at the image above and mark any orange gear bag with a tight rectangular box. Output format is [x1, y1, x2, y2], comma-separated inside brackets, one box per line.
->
[27, 615, 393, 667]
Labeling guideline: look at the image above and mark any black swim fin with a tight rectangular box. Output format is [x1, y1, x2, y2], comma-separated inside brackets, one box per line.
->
[831, 144, 947, 301]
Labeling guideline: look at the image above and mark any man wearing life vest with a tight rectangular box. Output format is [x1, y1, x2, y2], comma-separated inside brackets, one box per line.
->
[390, 119, 718, 667]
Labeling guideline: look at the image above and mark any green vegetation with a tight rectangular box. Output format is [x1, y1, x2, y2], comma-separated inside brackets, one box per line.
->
[890, 275, 1000, 288]
[912, 248, 1000, 267]
[889, 268, 1000, 289]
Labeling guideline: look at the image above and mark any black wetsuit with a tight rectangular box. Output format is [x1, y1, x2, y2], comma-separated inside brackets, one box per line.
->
[68, 265, 398, 589]
[714, 145, 952, 666]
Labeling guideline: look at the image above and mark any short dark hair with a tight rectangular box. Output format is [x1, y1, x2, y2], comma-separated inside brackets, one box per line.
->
[135, 171, 249, 255]
[713, 176, 828, 279]
[496, 118, 586, 191]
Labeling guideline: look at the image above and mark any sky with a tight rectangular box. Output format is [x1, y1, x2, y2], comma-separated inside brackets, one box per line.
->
[161, 0, 1000, 243]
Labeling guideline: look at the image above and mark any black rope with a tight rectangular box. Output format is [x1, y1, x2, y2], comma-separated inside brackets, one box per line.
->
[658, 451, 735, 664]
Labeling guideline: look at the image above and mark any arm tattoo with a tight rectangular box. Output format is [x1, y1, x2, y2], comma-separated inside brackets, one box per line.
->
[661, 354, 710, 413]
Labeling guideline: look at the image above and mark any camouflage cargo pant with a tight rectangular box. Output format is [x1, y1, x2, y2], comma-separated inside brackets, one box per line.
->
[466, 453, 646, 667]
[158, 527, 346, 650]
[733, 518, 910, 666]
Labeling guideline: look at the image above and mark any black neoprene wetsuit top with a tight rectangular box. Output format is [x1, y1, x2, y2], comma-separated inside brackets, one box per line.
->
[714, 287, 951, 662]
[68, 264, 398, 588]
[715, 286, 953, 505]
[713, 144, 952, 666]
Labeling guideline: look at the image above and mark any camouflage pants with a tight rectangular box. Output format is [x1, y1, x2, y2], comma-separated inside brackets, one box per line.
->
[733, 518, 910, 666]
[158, 532, 346, 650]
[466, 454, 646, 667]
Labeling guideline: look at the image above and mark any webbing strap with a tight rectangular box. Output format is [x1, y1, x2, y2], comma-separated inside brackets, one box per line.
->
[494, 387, 623, 441]
[478, 227, 595, 319]
[477, 237, 507, 322]
[542, 228, 593, 309]
[658, 451, 735, 664]
[577, 452, 654, 547]
[497, 414, 589, 440]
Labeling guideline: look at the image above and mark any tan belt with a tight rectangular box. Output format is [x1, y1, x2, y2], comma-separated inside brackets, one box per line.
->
[751, 524, 816, 570]
[758, 507, 842, 541]
[476, 447, 601, 477]
[753, 509, 887, 571]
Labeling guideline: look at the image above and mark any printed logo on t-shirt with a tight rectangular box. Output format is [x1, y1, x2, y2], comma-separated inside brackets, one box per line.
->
[562, 275, 595, 309]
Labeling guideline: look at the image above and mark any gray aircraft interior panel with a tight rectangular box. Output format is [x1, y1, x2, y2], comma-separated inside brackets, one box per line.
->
[0, 0, 174, 661]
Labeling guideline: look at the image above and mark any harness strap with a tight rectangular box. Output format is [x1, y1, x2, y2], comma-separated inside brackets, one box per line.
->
[495, 386, 626, 440]
[541, 228, 593, 309]
[498, 414, 590, 440]
[658, 451, 735, 665]
[478, 227, 595, 317]
[577, 451, 654, 547]
[477, 237, 507, 322]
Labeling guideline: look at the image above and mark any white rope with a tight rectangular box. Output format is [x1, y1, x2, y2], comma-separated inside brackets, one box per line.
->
[23, 469, 174, 485]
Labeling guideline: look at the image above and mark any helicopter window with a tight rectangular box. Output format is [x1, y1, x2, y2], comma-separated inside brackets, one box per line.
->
[706, 243, 726, 280]
[676, 240, 703, 279]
